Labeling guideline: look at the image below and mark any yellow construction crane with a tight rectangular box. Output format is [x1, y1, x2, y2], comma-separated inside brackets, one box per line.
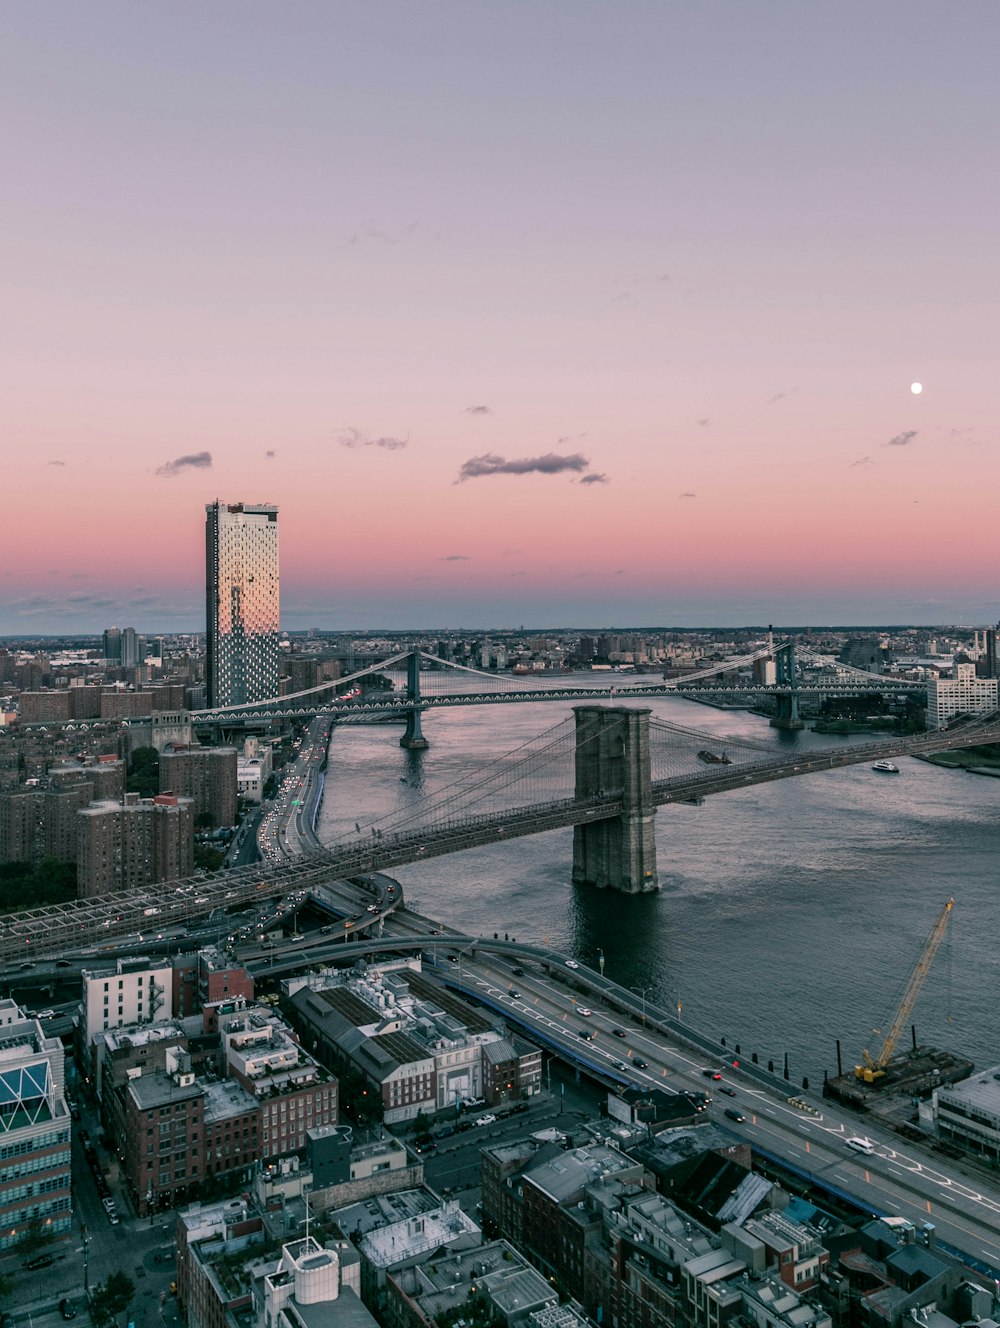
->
[855, 897, 954, 1083]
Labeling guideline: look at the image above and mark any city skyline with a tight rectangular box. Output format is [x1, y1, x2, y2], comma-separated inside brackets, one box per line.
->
[3, 3, 999, 633]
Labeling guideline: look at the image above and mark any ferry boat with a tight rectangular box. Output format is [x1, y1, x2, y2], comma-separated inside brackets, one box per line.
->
[697, 750, 732, 765]
[871, 760, 900, 774]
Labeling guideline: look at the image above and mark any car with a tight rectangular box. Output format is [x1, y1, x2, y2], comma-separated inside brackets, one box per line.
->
[612, 1059, 628, 1071]
[438, 1124, 456, 1137]
[846, 1137, 875, 1155]
[612, 1028, 627, 1038]
[447, 954, 459, 963]
[633, 1058, 648, 1069]
[564, 960, 579, 969]
[366, 904, 378, 913]
[23, 1253, 54, 1270]
[702, 1069, 723, 1080]
[508, 989, 521, 999]
[511, 966, 525, 976]
[102, 1196, 117, 1212]
[18, 960, 35, 970]
[724, 1107, 747, 1123]
[56, 959, 72, 968]
[475, 1114, 497, 1127]
[36, 1009, 55, 1019]
[430, 928, 441, 936]
[60, 1299, 78, 1320]
[578, 1027, 595, 1039]
[718, 1085, 736, 1097]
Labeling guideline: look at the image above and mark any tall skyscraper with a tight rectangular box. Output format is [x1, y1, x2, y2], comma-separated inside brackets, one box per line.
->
[205, 501, 280, 708]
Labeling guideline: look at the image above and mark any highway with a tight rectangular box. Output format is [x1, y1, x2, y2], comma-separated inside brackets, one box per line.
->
[414, 943, 1000, 1276]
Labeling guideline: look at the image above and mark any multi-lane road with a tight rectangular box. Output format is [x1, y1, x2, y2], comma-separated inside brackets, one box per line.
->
[416, 944, 1000, 1276]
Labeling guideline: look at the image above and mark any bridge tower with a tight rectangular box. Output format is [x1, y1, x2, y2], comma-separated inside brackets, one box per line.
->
[770, 641, 804, 730]
[572, 706, 657, 893]
[400, 649, 429, 749]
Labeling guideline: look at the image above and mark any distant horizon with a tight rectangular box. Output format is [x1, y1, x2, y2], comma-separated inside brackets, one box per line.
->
[0, 618, 994, 643]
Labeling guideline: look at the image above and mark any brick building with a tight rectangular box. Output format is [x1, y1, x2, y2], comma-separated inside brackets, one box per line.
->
[160, 746, 238, 827]
[76, 792, 194, 896]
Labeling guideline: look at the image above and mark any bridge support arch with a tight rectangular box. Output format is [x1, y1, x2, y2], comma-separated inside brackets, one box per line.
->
[572, 706, 658, 893]
[400, 650, 429, 749]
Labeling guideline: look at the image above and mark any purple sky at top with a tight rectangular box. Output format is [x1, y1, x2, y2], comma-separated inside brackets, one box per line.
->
[2, 2, 999, 633]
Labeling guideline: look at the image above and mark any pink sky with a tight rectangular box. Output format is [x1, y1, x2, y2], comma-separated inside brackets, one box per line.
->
[3, 2, 999, 631]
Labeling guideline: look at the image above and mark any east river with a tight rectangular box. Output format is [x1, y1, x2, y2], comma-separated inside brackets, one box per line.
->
[316, 681, 1000, 1087]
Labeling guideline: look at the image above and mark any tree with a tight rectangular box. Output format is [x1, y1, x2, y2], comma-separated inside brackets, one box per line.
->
[18, 1215, 54, 1254]
[127, 746, 159, 797]
[194, 844, 225, 871]
[195, 810, 216, 829]
[90, 1272, 135, 1326]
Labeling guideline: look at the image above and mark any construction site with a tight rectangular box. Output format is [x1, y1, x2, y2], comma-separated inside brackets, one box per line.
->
[823, 898, 975, 1127]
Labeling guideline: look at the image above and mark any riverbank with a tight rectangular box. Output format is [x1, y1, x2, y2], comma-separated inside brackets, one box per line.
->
[914, 744, 1000, 777]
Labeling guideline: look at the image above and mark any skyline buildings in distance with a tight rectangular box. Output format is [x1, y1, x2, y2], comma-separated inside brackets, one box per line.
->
[205, 501, 280, 709]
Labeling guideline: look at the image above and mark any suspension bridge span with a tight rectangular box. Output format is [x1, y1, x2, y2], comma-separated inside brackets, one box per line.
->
[188, 640, 924, 742]
[2, 705, 998, 965]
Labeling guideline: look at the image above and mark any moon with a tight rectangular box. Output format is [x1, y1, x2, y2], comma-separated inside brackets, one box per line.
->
[910, 382, 923, 394]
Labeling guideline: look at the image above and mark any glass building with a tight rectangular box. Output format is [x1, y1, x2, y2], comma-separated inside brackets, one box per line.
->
[205, 501, 280, 708]
[0, 1000, 73, 1251]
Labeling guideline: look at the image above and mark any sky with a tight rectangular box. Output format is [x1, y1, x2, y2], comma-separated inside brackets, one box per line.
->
[2, 2, 999, 634]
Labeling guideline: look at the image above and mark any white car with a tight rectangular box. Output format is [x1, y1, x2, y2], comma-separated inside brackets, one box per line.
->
[564, 960, 579, 970]
[475, 1114, 497, 1127]
[578, 1007, 593, 1017]
[846, 1137, 875, 1155]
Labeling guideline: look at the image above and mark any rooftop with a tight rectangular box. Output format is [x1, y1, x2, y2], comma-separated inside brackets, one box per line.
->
[937, 1065, 1000, 1117]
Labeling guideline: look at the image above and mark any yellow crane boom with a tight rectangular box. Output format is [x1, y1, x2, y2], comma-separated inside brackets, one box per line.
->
[856, 897, 954, 1082]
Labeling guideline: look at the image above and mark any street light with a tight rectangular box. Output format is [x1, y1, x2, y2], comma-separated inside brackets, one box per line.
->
[78, 1223, 90, 1294]
[630, 984, 652, 1027]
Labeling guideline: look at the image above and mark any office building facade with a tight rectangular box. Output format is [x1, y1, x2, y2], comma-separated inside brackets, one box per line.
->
[205, 502, 280, 709]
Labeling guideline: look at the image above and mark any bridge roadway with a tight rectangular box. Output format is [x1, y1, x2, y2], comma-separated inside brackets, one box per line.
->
[198, 677, 921, 726]
[4, 714, 1000, 968]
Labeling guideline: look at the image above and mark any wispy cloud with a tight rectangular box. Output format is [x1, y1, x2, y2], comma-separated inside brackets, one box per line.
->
[439, 554, 471, 562]
[336, 428, 408, 451]
[462, 405, 491, 416]
[48, 459, 66, 467]
[155, 450, 213, 478]
[264, 449, 276, 459]
[578, 472, 609, 485]
[678, 491, 697, 499]
[851, 456, 874, 468]
[455, 451, 589, 483]
[345, 221, 418, 247]
[697, 418, 710, 427]
[766, 392, 786, 405]
[885, 430, 918, 448]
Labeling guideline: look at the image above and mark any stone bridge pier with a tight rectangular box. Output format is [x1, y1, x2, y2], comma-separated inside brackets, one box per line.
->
[572, 705, 658, 893]
[400, 649, 429, 749]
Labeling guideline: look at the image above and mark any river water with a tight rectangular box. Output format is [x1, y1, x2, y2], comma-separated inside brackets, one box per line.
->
[316, 682, 1000, 1086]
